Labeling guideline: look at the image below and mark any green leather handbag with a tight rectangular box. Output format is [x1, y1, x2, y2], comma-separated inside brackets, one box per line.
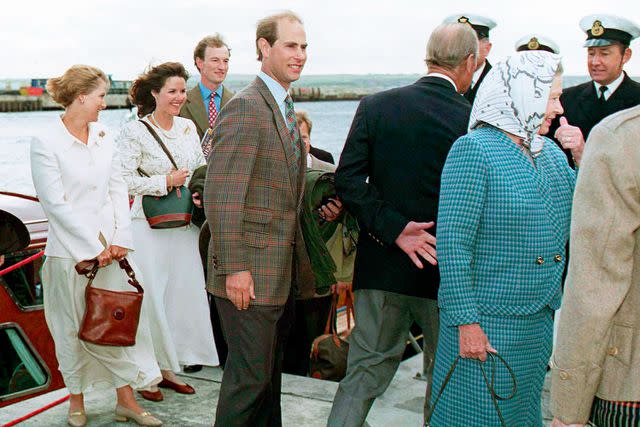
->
[138, 120, 194, 229]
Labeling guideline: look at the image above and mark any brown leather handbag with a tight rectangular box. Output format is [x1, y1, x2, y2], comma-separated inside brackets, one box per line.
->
[309, 290, 355, 381]
[75, 258, 144, 347]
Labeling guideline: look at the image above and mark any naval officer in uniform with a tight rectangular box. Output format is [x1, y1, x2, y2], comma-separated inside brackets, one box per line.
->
[550, 14, 640, 168]
[443, 13, 496, 105]
[516, 34, 560, 54]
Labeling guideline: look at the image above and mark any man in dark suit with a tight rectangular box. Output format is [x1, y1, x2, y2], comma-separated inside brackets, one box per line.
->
[204, 11, 313, 426]
[550, 14, 640, 168]
[443, 13, 496, 105]
[327, 22, 478, 427]
[179, 34, 235, 373]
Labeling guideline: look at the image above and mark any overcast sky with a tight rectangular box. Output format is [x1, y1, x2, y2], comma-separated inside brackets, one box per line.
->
[2, 0, 639, 80]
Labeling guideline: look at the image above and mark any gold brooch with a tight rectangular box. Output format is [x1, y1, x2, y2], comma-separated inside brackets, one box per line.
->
[183, 127, 190, 135]
[591, 20, 605, 37]
[527, 37, 540, 50]
[458, 16, 469, 24]
[98, 131, 105, 138]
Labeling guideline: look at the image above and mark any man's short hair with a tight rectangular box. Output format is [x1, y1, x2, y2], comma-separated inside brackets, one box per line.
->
[255, 11, 303, 61]
[194, 34, 231, 71]
[425, 23, 479, 70]
[295, 110, 312, 133]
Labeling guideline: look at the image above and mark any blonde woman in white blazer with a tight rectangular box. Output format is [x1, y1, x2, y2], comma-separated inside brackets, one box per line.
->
[31, 65, 162, 427]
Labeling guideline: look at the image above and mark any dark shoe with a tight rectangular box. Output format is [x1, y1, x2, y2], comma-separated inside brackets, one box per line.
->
[137, 389, 163, 402]
[158, 378, 195, 394]
[182, 364, 202, 373]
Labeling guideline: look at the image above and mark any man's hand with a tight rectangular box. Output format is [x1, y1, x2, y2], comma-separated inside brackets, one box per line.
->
[318, 197, 343, 222]
[395, 221, 437, 268]
[458, 323, 496, 361]
[108, 245, 128, 261]
[550, 417, 584, 427]
[554, 117, 585, 166]
[192, 192, 202, 208]
[330, 281, 352, 294]
[226, 271, 255, 310]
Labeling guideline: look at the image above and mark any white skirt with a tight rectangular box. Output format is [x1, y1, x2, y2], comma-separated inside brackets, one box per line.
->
[130, 219, 218, 371]
[42, 257, 161, 394]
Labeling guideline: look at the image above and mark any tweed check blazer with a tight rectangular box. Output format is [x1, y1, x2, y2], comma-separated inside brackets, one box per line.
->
[551, 106, 640, 423]
[203, 77, 311, 306]
[437, 127, 576, 327]
[180, 84, 234, 140]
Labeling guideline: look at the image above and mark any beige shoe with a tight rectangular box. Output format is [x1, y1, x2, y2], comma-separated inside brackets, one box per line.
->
[67, 410, 87, 427]
[114, 404, 162, 426]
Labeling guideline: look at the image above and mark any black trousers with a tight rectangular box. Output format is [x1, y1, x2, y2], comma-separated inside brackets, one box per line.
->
[283, 295, 333, 376]
[214, 295, 295, 427]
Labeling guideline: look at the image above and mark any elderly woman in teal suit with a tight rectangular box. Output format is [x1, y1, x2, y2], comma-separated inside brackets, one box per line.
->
[429, 52, 584, 426]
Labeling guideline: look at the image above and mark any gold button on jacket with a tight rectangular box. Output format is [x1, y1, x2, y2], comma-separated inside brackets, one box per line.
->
[536, 256, 545, 265]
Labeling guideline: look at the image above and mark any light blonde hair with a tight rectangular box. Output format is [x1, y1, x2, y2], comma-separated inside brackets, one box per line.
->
[425, 24, 478, 70]
[255, 11, 303, 61]
[46, 65, 110, 107]
[295, 110, 312, 133]
[193, 34, 231, 72]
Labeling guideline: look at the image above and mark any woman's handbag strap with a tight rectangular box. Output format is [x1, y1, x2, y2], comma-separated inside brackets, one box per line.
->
[139, 120, 179, 170]
[425, 352, 517, 427]
[75, 258, 144, 294]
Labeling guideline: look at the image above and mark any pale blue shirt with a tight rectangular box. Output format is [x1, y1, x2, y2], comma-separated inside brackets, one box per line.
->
[258, 71, 288, 122]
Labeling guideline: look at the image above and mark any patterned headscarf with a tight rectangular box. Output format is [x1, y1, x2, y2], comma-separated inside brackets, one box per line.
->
[468, 51, 562, 157]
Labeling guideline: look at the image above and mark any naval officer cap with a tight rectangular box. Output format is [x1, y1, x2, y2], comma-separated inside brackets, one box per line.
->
[515, 35, 560, 54]
[443, 13, 496, 39]
[580, 14, 640, 47]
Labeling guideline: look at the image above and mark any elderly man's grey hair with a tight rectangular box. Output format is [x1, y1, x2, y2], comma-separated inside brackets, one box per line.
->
[425, 23, 479, 70]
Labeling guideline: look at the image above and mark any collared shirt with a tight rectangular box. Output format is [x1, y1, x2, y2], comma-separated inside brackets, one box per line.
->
[471, 61, 487, 89]
[258, 70, 289, 122]
[594, 72, 624, 101]
[426, 73, 458, 92]
[199, 82, 223, 117]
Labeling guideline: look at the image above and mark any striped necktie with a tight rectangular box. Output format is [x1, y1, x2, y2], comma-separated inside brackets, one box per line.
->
[284, 95, 301, 172]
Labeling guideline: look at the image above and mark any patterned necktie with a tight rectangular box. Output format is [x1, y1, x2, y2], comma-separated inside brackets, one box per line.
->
[208, 93, 218, 128]
[284, 95, 301, 172]
[598, 86, 608, 105]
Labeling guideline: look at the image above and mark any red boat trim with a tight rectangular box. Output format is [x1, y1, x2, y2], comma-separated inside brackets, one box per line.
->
[0, 251, 45, 277]
[0, 394, 70, 427]
[0, 191, 39, 202]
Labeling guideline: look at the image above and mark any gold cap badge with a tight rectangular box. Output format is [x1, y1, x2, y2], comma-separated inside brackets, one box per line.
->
[458, 16, 469, 24]
[527, 37, 540, 50]
[591, 20, 605, 37]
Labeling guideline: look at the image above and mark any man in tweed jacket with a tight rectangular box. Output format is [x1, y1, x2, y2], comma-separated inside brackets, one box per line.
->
[203, 11, 312, 426]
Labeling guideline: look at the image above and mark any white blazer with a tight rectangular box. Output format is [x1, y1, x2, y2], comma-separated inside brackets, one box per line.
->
[30, 117, 133, 263]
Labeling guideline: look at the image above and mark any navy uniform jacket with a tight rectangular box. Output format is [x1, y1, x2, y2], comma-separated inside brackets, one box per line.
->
[335, 76, 471, 299]
[549, 72, 640, 167]
[464, 60, 492, 105]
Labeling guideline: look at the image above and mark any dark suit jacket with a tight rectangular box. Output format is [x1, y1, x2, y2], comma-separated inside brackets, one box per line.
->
[463, 60, 492, 105]
[204, 77, 313, 306]
[180, 83, 234, 140]
[309, 146, 334, 164]
[335, 76, 471, 299]
[549, 72, 640, 167]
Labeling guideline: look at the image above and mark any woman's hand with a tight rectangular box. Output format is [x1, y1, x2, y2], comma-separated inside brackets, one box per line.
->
[109, 245, 128, 261]
[318, 197, 343, 222]
[458, 323, 496, 361]
[96, 248, 113, 268]
[166, 168, 189, 188]
[192, 192, 202, 208]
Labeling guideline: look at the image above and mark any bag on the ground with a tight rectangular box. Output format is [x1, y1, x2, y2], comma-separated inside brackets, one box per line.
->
[309, 290, 355, 381]
[138, 120, 194, 229]
[76, 258, 144, 346]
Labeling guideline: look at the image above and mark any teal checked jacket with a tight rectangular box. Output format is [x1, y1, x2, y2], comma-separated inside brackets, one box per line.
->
[437, 126, 576, 327]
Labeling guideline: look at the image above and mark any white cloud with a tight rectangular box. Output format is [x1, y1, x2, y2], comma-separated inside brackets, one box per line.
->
[2, 0, 639, 79]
